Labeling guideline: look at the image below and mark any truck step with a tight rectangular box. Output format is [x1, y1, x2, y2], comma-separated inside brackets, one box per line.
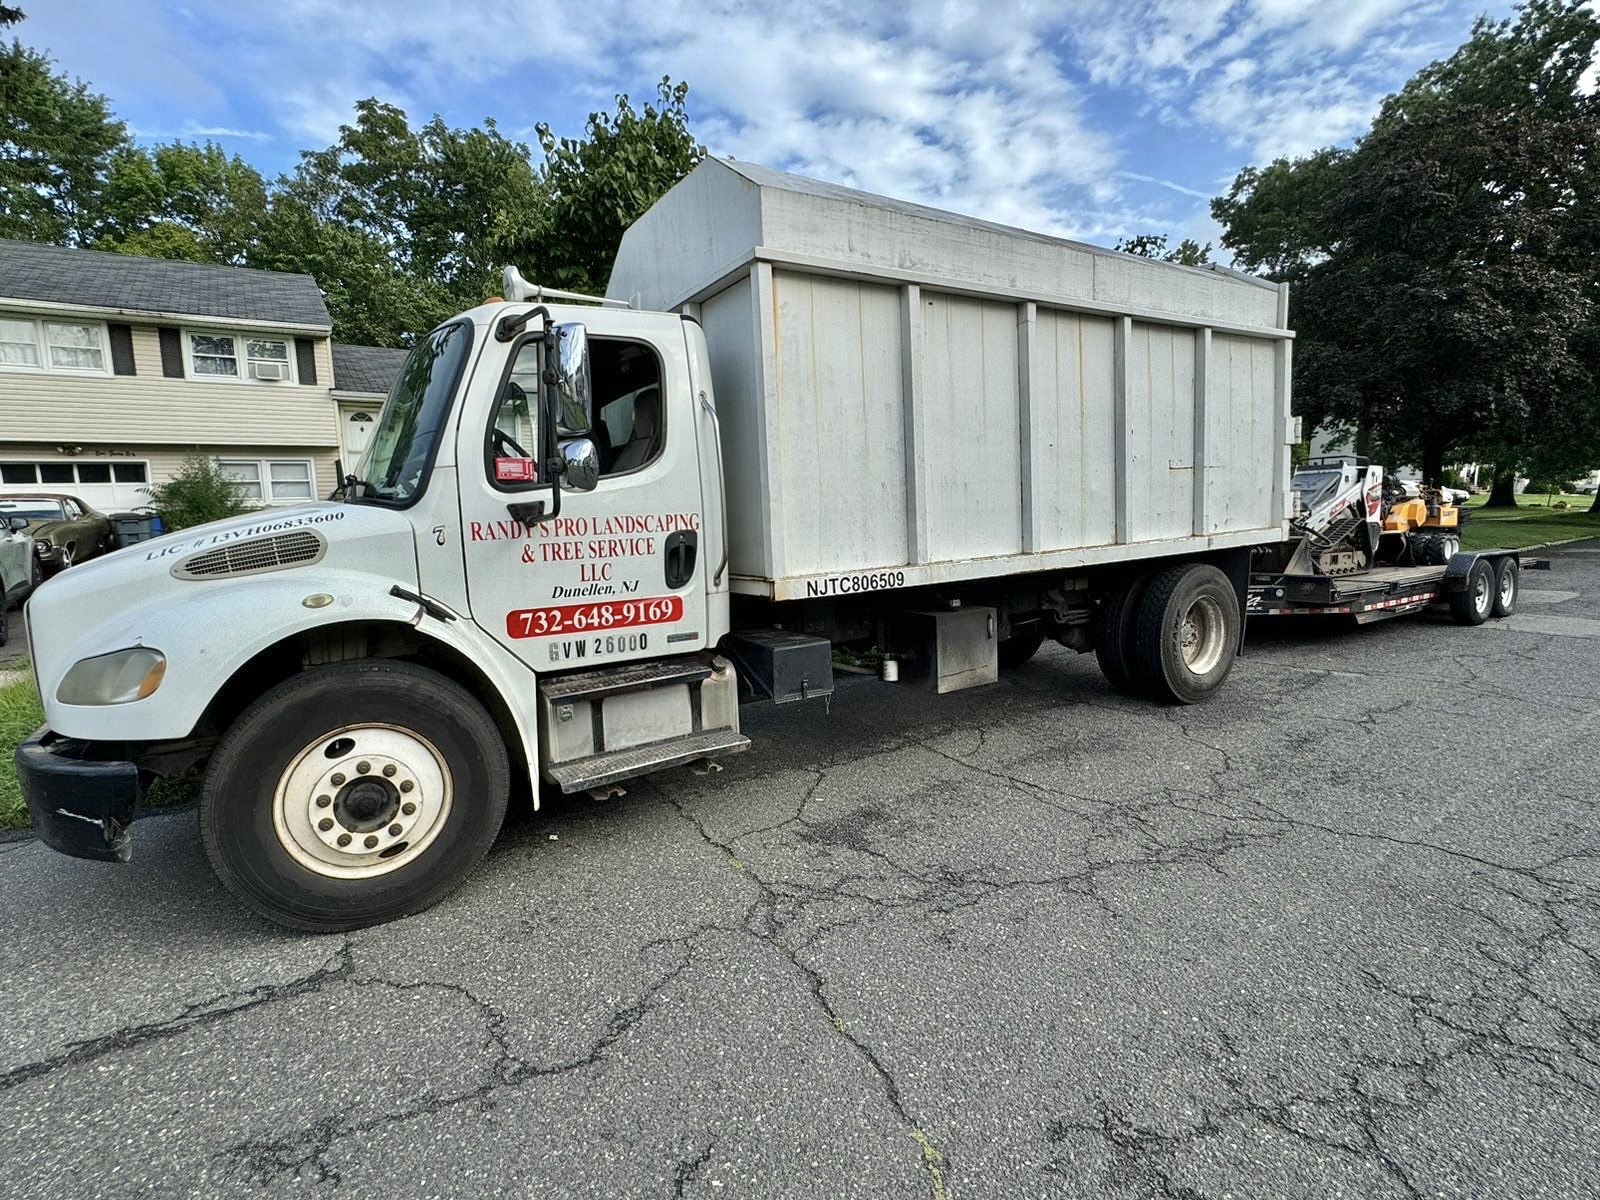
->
[540, 656, 711, 705]
[547, 729, 751, 794]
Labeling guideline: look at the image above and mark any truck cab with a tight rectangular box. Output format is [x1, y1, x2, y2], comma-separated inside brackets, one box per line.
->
[19, 274, 746, 931]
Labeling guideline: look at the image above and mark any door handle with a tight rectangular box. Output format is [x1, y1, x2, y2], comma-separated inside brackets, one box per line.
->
[664, 530, 698, 589]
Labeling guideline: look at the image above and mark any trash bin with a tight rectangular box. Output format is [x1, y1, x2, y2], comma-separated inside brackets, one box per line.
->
[110, 512, 165, 548]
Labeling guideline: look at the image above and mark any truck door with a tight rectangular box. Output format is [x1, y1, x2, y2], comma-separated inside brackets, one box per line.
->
[457, 313, 709, 672]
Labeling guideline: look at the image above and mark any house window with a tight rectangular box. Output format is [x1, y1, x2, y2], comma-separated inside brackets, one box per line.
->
[0, 318, 41, 367]
[187, 332, 296, 383]
[38, 463, 74, 484]
[112, 462, 147, 483]
[44, 322, 105, 371]
[218, 458, 315, 503]
[0, 316, 108, 373]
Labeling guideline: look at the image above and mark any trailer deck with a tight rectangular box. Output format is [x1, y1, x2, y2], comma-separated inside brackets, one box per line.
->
[1249, 551, 1545, 624]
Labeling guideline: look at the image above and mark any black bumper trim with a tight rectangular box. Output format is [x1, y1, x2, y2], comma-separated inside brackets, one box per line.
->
[16, 727, 142, 863]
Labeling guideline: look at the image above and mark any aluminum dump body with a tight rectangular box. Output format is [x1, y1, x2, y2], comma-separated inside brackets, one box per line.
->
[608, 159, 1294, 601]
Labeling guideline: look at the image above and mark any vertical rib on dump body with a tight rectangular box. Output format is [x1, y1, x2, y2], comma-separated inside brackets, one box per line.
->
[607, 159, 1294, 601]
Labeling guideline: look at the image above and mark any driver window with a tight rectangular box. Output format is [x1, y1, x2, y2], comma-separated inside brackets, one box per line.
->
[485, 336, 665, 486]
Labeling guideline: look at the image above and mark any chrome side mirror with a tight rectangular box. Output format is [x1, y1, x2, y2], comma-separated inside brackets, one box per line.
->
[7, 515, 27, 532]
[552, 323, 591, 437]
[559, 437, 600, 492]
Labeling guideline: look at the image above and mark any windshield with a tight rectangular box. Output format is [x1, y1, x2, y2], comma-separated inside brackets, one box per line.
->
[0, 499, 65, 521]
[356, 320, 474, 504]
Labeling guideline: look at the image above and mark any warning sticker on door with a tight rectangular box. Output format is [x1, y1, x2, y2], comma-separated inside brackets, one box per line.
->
[494, 457, 538, 482]
[505, 595, 683, 639]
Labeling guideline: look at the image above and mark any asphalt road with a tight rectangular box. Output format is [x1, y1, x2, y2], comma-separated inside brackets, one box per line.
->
[3, 546, 1599, 1200]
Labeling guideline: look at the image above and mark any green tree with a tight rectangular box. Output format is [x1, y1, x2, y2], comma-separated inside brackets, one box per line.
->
[1212, 0, 1600, 498]
[93, 141, 268, 264]
[0, 38, 127, 242]
[1114, 233, 1212, 266]
[518, 77, 704, 293]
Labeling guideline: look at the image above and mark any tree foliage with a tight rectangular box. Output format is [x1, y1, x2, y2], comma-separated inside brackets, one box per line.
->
[0, 39, 125, 243]
[0, 8, 705, 347]
[520, 78, 706, 293]
[1113, 234, 1212, 266]
[1212, 0, 1600, 493]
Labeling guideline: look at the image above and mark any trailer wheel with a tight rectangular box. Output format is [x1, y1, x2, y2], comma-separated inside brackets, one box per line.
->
[1491, 556, 1518, 618]
[1448, 558, 1495, 626]
[200, 661, 510, 932]
[1132, 563, 1240, 705]
[998, 623, 1045, 669]
[1095, 574, 1151, 695]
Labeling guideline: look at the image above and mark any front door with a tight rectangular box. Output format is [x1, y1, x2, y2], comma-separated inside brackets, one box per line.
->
[457, 314, 708, 673]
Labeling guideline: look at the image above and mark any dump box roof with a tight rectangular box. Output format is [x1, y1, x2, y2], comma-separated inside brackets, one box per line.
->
[609, 159, 1283, 336]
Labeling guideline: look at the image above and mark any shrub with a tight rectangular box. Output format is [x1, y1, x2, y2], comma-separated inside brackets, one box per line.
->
[143, 454, 255, 531]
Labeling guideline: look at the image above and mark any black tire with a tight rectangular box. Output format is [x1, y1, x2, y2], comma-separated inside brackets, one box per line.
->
[1408, 531, 1447, 565]
[1095, 573, 1152, 695]
[27, 553, 41, 593]
[200, 661, 511, 932]
[1448, 558, 1495, 626]
[0, 605, 9, 648]
[998, 623, 1045, 670]
[1132, 563, 1241, 705]
[1491, 556, 1518, 618]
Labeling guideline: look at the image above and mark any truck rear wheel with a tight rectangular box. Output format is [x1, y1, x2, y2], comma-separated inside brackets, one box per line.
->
[200, 661, 511, 932]
[1492, 556, 1518, 618]
[1095, 574, 1151, 695]
[1132, 563, 1240, 704]
[1449, 558, 1495, 626]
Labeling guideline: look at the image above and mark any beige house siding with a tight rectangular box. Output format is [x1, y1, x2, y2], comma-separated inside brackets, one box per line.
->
[0, 440, 341, 504]
[0, 323, 340, 446]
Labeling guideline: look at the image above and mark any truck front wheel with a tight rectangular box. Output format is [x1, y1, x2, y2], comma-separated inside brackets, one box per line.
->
[1133, 563, 1240, 704]
[200, 661, 511, 932]
[1095, 574, 1152, 695]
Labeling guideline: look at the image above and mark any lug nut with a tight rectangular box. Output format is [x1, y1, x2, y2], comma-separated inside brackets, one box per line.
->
[357, 761, 371, 774]
[318, 817, 334, 832]
[315, 794, 331, 808]
[382, 764, 396, 777]
[331, 773, 346, 786]
[364, 835, 380, 849]
[401, 802, 417, 816]
[388, 823, 403, 837]
[399, 780, 414, 793]
[337, 833, 352, 847]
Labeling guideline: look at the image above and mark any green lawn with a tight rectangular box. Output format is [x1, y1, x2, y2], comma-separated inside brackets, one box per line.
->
[0, 671, 43, 831]
[1460, 493, 1600, 551]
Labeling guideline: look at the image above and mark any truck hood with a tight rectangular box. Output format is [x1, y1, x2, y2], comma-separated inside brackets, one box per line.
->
[28, 502, 422, 703]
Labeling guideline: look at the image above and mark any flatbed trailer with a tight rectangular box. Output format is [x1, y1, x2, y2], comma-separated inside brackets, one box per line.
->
[1248, 548, 1543, 625]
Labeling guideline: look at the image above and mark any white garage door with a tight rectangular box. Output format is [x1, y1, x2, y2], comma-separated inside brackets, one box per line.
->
[0, 459, 150, 511]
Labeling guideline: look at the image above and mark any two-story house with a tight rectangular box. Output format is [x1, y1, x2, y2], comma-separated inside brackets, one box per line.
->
[0, 240, 405, 511]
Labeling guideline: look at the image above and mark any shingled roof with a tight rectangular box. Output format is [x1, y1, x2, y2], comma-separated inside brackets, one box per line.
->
[331, 343, 409, 396]
[0, 239, 331, 329]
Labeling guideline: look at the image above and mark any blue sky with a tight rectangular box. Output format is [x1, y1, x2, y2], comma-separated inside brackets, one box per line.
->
[22, 0, 1552, 256]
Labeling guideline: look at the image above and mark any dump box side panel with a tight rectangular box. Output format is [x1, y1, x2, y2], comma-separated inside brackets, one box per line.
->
[1203, 333, 1278, 535]
[700, 274, 773, 579]
[771, 271, 910, 575]
[919, 291, 1024, 562]
[1028, 309, 1118, 550]
[1125, 321, 1199, 543]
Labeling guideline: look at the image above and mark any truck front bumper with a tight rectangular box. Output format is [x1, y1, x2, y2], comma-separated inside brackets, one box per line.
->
[16, 727, 141, 862]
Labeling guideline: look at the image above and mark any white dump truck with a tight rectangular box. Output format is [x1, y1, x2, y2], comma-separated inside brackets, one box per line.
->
[19, 160, 1297, 930]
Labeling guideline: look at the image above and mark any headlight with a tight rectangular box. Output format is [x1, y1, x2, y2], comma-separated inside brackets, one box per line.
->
[56, 647, 167, 706]
[34, 542, 50, 556]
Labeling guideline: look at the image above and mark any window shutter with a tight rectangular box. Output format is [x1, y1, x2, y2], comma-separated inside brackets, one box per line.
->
[294, 337, 318, 385]
[108, 324, 136, 375]
[158, 327, 184, 378]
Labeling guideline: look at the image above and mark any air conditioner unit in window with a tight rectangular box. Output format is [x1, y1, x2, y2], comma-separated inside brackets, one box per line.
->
[250, 361, 289, 381]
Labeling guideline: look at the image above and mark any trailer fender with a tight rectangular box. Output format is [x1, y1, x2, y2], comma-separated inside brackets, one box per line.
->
[1441, 550, 1511, 594]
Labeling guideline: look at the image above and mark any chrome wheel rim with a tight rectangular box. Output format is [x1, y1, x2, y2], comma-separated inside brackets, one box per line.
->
[1473, 571, 1491, 614]
[1498, 567, 1515, 607]
[272, 724, 453, 879]
[60, 545, 73, 568]
[1178, 595, 1227, 675]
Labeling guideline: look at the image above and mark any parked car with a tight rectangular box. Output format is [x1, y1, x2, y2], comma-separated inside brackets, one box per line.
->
[0, 514, 39, 645]
[0, 494, 116, 574]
